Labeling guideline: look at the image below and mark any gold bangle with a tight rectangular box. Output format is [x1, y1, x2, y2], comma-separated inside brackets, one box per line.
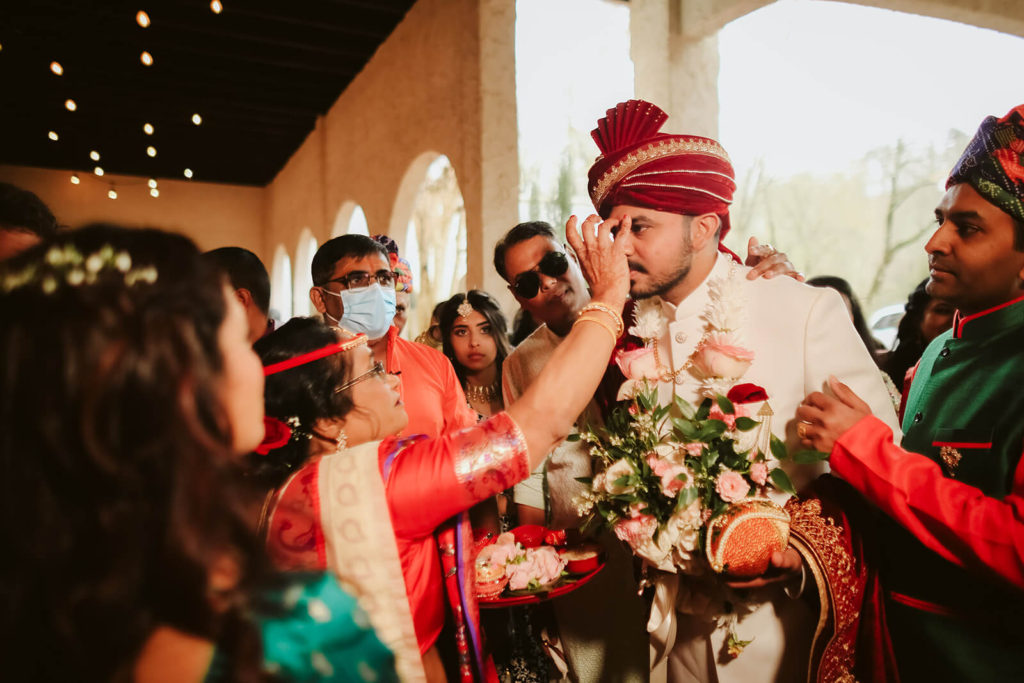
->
[573, 314, 618, 345]
[579, 302, 623, 336]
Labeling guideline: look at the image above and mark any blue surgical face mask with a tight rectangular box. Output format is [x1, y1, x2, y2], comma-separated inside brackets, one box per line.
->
[321, 283, 396, 340]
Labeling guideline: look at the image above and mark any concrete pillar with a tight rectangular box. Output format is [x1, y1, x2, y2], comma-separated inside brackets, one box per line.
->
[630, 0, 721, 138]
[465, 0, 519, 310]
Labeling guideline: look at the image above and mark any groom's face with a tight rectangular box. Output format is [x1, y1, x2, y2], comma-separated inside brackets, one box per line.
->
[611, 205, 694, 300]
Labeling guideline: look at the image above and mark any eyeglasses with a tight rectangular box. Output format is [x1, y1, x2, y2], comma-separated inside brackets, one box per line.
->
[335, 360, 386, 393]
[511, 250, 569, 299]
[323, 270, 396, 290]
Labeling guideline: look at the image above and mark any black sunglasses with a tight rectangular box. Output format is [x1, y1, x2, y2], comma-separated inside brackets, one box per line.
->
[512, 250, 569, 299]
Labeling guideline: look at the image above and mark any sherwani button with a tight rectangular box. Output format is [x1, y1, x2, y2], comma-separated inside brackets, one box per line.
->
[940, 348, 950, 358]
[674, 332, 687, 343]
[913, 412, 923, 423]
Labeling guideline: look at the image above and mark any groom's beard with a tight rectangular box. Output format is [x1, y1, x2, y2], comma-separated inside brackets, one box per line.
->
[629, 241, 694, 300]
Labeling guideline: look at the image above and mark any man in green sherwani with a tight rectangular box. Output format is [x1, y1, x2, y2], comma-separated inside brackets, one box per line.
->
[796, 104, 1024, 682]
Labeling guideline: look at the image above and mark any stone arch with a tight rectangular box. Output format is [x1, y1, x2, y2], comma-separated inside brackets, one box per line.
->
[293, 228, 318, 318]
[269, 244, 293, 324]
[331, 200, 370, 238]
[391, 151, 467, 338]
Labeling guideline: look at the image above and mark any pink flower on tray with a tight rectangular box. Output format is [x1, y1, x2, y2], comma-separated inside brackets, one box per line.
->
[749, 462, 769, 486]
[684, 442, 705, 458]
[614, 346, 660, 381]
[715, 469, 750, 503]
[692, 333, 754, 380]
[708, 402, 748, 430]
[507, 546, 567, 590]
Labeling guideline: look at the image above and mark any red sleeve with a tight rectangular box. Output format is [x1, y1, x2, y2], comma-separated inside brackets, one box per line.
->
[380, 412, 530, 539]
[831, 415, 1024, 589]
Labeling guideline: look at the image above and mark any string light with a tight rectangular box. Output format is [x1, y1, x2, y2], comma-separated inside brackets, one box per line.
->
[89, 150, 100, 161]
[48, 131, 59, 141]
[210, 1, 223, 14]
[94, 167, 104, 176]
[140, 51, 153, 66]
[183, 168, 193, 179]
[150, 188, 160, 198]
[148, 178, 157, 189]
[143, 122, 154, 135]
[146, 145, 157, 157]
[108, 189, 118, 200]
[136, 11, 150, 28]
[65, 99, 77, 111]
[191, 113, 202, 125]
[50, 61, 63, 76]
[70, 174, 80, 185]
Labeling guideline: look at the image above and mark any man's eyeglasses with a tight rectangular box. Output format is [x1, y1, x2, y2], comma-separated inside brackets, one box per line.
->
[335, 360, 386, 393]
[511, 250, 569, 299]
[323, 270, 396, 290]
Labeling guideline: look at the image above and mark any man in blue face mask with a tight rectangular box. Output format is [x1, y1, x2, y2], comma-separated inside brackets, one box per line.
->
[310, 234, 477, 439]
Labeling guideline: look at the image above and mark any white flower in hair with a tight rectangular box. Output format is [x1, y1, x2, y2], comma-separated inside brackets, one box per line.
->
[629, 296, 667, 342]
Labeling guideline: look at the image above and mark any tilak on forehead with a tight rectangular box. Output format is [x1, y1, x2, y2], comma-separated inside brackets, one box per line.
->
[587, 99, 737, 242]
[947, 104, 1024, 224]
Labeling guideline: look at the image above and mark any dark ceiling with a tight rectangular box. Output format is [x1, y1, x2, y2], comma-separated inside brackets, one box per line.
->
[0, 0, 416, 186]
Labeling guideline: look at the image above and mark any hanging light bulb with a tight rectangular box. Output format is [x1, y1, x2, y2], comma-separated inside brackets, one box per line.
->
[140, 51, 153, 66]
[48, 131, 59, 141]
[94, 166, 104, 176]
[108, 189, 118, 200]
[146, 145, 157, 157]
[70, 174, 80, 185]
[65, 99, 77, 111]
[143, 122, 154, 135]
[50, 61, 63, 76]
[210, 1, 223, 14]
[150, 188, 160, 198]
[136, 11, 150, 28]
[183, 168, 193, 179]
[191, 113, 202, 125]
[148, 178, 158, 189]
[89, 150, 100, 161]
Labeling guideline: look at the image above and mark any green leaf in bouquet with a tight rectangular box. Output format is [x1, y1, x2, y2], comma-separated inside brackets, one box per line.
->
[566, 432, 581, 442]
[612, 475, 631, 488]
[672, 417, 700, 440]
[697, 420, 727, 441]
[674, 395, 696, 420]
[769, 467, 797, 495]
[715, 395, 735, 415]
[696, 398, 712, 420]
[770, 434, 788, 462]
[574, 476, 593, 485]
[792, 449, 830, 464]
[734, 416, 759, 431]
[611, 493, 639, 503]
[675, 486, 698, 510]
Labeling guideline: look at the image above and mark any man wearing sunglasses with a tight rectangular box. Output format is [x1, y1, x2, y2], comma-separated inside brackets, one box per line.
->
[310, 234, 476, 439]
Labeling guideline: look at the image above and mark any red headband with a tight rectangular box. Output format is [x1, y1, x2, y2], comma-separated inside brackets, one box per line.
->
[262, 334, 368, 376]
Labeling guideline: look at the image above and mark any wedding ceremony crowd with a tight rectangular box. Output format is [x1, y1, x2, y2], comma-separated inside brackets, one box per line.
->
[2, 98, 1023, 683]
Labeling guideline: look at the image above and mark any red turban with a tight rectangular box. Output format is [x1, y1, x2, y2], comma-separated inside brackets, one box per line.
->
[587, 100, 737, 242]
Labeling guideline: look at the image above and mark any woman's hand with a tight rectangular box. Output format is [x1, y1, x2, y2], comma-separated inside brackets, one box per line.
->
[795, 376, 873, 452]
[745, 236, 804, 282]
[565, 214, 630, 311]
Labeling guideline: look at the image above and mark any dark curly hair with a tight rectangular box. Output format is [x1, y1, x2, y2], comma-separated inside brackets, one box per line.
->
[0, 225, 267, 681]
[250, 317, 355, 489]
[438, 290, 512, 391]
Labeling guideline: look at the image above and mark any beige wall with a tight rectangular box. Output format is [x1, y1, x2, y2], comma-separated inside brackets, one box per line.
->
[0, 164, 267, 261]
[264, 0, 519, 313]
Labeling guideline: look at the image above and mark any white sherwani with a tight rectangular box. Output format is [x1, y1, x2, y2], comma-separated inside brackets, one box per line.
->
[655, 253, 900, 683]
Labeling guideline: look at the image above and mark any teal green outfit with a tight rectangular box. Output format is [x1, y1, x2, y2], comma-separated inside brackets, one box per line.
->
[206, 572, 398, 682]
[882, 299, 1024, 681]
